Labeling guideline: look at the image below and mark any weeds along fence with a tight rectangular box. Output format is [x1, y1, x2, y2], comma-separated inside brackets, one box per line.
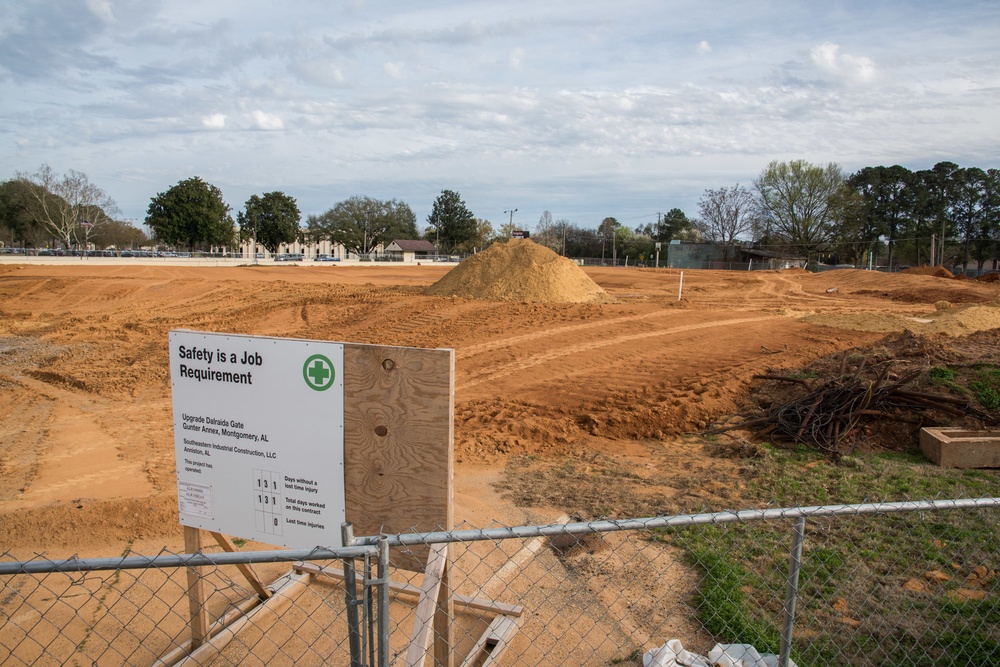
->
[2, 498, 999, 666]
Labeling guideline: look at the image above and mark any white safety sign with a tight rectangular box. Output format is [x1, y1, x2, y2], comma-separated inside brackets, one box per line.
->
[169, 330, 346, 548]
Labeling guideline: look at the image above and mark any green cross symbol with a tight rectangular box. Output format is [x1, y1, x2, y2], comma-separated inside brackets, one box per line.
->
[303, 354, 335, 391]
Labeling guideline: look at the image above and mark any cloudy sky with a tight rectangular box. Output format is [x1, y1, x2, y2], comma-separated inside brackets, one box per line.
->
[3, 1, 999, 234]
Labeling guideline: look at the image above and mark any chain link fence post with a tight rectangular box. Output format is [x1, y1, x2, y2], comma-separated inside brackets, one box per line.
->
[377, 535, 390, 667]
[779, 516, 806, 667]
[342, 522, 364, 667]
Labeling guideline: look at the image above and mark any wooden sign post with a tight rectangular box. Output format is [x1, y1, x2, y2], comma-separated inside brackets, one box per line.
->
[173, 336, 455, 663]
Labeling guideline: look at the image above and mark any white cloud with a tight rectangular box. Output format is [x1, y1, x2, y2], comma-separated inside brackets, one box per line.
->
[4, 1, 998, 229]
[290, 59, 346, 87]
[251, 110, 284, 130]
[810, 42, 876, 83]
[85, 0, 115, 23]
[202, 113, 226, 129]
[383, 61, 404, 78]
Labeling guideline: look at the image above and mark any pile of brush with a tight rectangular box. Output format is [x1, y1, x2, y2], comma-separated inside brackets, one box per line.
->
[711, 355, 992, 459]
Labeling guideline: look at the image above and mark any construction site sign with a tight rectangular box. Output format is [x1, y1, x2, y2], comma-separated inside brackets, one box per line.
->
[169, 330, 347, 549]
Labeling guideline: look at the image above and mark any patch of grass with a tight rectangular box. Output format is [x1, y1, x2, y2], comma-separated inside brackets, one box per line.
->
[970, 366, 1000, 410]
[926, 364, 1000, 412]
[654, 443, 1000, 667]
[687, 544, 781, 653]
[928, 366, 956, 384]
[940, 594, 1000, 625]
[609, 648, 642, 664]
[874, 630, 1000, 667]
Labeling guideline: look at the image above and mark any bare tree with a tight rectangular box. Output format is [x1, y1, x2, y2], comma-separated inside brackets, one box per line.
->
[754, 160, 846, 259]
[696, 184, 757, 248]
[17, 165, 120, 250]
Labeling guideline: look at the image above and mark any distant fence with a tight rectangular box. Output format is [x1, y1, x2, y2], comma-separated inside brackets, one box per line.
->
[813, 264, 999, 277]
[3, 498, 999, 666]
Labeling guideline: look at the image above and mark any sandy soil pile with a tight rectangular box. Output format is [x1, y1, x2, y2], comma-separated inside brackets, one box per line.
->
[898, 265, 1000, 283]
[803, 301, 1000, 334]
[425, 239, 615, 303]
[900, 265, 955, 278]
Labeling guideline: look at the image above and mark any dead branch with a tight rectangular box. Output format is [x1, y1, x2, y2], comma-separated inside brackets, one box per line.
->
[714, 361, 983, 459]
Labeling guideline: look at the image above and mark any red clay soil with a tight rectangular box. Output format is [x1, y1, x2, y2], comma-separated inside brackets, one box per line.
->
[0, 262, 997, 557]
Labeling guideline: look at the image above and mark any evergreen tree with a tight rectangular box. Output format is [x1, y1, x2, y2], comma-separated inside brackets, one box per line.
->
[146, 177, 233, 251]
[238, 192, 301, 254]
[426, 190, 476, 251]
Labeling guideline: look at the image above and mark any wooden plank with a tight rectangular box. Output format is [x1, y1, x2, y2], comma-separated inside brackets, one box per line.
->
[434, 550, 454, 667]
[183, 526, 209, 648]
[404, 543, 449, 667]
[480, 514, 570, 597]
[152, 597, 260, 667]
[480, 616, 520, 667]
[292, 562, 523, 617]
[343, 344, 454, 571]
[458, 616, 521, 667]
[209, 532, 271, 600]
[174, 571, 312, 667]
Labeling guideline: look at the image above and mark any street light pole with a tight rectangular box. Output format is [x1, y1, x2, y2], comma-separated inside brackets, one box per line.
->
[504, 208, 518, 232]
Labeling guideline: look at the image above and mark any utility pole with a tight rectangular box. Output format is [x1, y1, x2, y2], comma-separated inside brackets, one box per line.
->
[504, 208, 518, 230]
[252, 219, 258, 265]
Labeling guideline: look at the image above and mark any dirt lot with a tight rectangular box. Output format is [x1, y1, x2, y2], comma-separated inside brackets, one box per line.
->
[2, 261, 998, 559]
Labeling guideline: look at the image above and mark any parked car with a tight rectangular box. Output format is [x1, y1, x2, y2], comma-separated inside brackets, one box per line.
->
[274, 253, 304, 262]
[314, 255, 340, 262]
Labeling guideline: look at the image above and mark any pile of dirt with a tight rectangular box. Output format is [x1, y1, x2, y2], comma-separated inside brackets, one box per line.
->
[896, 266, 1000, 283]
[803, 302, 1000, 335]
[425, 239, 615, 303]
[900, 265, 955, 278]
[726, 329, 1000, 456]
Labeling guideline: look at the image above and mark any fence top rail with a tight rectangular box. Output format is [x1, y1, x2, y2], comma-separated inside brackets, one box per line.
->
[351, 497, 1000, 547]
[4, 498, 998, 575]
[0, 544, 378, 576]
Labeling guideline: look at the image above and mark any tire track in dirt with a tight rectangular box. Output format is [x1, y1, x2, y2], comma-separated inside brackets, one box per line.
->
[455, 308, 686, 360]
[457, 314, 785, 392]
[686, 272, 834, 308]
[0, 374, 157, 510]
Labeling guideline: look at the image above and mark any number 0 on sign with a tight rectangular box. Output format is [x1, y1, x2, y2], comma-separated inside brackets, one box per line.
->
[169, 330, 347, 549]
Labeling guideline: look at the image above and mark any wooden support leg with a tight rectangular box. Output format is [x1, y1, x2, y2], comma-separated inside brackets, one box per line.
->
[209, 532, 271, 600]
[183, 526, 209, 649]
[434, 545, 454, 667]
[404, 543, 449, 667]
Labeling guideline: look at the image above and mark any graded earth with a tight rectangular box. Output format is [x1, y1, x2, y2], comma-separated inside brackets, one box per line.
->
[2, 260, 998, 558]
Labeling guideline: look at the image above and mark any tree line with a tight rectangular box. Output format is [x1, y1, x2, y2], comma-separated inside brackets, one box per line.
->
[3, 161, 997, 269]
[746, 160, 999, 270]
[0, 166, 487, 256]
[529, 161, 999, 270]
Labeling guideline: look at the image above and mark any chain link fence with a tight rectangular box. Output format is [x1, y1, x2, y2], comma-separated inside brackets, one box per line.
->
[3, 498, 999, 666]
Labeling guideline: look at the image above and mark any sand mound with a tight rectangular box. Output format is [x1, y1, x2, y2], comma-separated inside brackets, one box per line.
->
[425, 239, 615, 303]
[803, 303, 1000, 335]
[976, 272, 1000, 283]
[900, 265, 955, 278]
